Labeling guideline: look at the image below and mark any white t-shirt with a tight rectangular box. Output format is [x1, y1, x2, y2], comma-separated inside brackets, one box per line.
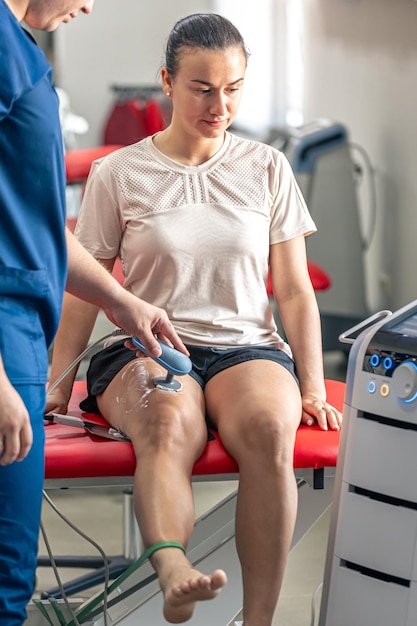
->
[75, 131, 316, 352]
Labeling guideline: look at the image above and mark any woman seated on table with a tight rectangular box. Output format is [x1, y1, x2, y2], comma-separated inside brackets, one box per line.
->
[47, 13, 342, 626]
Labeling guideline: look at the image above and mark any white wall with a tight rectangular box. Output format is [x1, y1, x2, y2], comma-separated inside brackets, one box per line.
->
[301, 0, 417, 311]
[54, 0, 278, 146]
[212, 0, 277, 133]
[54, 0, 212, 149]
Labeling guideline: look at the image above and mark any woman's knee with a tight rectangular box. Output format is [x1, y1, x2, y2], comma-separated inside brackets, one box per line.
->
[222, 408, 299, 466]
[144, 404, 188, 440]
[131, 402, 207, 457]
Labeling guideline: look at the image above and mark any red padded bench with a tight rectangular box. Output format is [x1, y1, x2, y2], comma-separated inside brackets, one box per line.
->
[45, 378, 344, 489]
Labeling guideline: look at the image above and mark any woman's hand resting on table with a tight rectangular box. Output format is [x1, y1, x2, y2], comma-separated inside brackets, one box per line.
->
[300, 394, 342, 431]
[44, 387, 71, 420]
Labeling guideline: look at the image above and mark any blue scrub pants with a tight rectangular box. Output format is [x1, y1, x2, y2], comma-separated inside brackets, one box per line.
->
[0, 298, 48, 625]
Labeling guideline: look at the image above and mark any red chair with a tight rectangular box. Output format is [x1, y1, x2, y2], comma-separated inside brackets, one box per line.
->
[65, 144, 124, 185]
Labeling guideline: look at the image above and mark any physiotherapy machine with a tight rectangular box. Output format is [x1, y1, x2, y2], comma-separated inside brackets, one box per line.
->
[319, 300, 417, 625]
[273, 120, 369, 352]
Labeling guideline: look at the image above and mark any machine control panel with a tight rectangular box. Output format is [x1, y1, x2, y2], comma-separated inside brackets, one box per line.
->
[362, 308, 417, 404]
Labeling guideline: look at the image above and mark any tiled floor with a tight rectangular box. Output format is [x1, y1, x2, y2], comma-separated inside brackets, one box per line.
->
[271, 506, 331, 626]
[31, 314, 347, 625]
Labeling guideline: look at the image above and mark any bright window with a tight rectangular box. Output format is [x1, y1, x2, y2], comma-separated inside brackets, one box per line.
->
[213, 0, 305, 132]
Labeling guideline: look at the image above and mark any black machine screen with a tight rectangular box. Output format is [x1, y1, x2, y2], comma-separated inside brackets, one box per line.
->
[388, 311, 417, 337]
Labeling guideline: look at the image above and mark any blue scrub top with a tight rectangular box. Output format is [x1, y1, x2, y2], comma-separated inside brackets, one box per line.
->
[0, 1, 67, 367]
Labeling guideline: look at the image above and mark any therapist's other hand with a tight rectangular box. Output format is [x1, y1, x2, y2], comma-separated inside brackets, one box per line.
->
[0, 378, 33, 465]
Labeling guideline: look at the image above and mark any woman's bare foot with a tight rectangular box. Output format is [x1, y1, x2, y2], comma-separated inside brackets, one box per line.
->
[162, 565, 227, 623]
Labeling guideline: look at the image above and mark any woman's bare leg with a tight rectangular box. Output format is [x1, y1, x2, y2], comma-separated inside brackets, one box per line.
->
[206, 360, 301, 626]
[97, 358, 227, 622]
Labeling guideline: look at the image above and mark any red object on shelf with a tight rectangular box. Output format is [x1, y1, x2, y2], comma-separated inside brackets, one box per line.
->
[103, 99, 167, 146]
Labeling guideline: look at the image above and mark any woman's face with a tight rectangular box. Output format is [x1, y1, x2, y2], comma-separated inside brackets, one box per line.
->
[23, 0, 95, 31]
[164, 45, 247, 142]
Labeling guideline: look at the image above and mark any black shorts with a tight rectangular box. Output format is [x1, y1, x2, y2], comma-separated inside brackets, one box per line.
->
[80, 340, 298, 414]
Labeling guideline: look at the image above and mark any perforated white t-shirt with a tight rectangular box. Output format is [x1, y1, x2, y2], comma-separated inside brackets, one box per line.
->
[75, 131, 316, 351]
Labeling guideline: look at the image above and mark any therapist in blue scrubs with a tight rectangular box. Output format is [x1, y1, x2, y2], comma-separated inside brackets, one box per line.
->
[0, 2, 186, 623]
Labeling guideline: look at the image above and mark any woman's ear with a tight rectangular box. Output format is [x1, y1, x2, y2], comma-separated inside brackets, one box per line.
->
[160, 67, 172, 96]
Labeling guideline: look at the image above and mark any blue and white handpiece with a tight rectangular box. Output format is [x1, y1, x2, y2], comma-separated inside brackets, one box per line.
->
[131, 337, 192, 391]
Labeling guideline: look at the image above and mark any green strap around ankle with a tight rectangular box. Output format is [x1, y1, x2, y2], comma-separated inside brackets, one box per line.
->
[142, 540, 186, 560]
[63, 541, 186, 625]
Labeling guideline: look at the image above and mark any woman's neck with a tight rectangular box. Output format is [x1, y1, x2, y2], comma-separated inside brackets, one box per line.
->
[153, 128, 226, 167]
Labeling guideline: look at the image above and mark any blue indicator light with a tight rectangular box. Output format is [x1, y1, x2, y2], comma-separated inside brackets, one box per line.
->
[383, 357, 393, 370]
[370, 354, 380, 367]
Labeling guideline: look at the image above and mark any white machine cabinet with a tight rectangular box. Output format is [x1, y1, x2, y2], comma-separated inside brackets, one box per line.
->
[319, 301, 417, 626]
